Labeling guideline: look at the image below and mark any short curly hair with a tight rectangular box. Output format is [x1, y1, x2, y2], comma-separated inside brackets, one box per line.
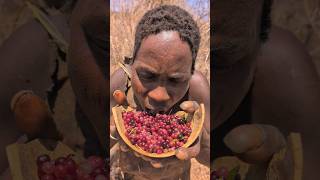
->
[132, 5, 201, 72]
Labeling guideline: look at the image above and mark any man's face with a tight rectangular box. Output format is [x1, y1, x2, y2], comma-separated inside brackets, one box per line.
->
[212, 0, 264, 127]
[213, 0, 263, 65]
[131, 31, 193, 113]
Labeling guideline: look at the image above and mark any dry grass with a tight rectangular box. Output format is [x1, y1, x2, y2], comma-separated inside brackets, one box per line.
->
[110, 0, 210, 82]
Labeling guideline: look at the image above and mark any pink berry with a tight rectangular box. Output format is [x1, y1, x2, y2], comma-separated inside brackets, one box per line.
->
[54, 164, 68, 178]
[87, 156, 104, 169]
[37, 154, 50, 166]
[41, 161, 55, 174]
[40, 174, 55, 180]
[217, 166, 228, 178]
[65, 158, 77, 174]
[123, 110, 192, 154]
[55, 157, 67, 165]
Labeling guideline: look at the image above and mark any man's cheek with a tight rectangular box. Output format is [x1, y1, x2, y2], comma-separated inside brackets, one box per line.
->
[131, 75, 146, 94]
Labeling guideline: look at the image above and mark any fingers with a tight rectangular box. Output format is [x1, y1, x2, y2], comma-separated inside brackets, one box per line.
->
[150, 160, 163, 168]
[118, 139, 129, 152]
[179, 101, 199, 113]
[224, 124, 286, 164]
[176, 138, 201, 160]
[224, 124, 265, 154]
[110, 125, 118, 140]
[113, 90, 128, 105]
[148, 156, 178, 168]
[10, 90, 34, 111]
[132, 153, 163, 168]
[110, 116, 119, 141]
[10, 90, 61, 140]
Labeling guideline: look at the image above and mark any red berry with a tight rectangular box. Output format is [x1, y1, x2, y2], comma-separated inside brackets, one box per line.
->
[79, 161, 94, 174]
[65, 158, 77, 174]
[55, 157, 67, 165]
[54, 164, 68, 178]
[90, 167, 104, 177]
[217, 166, 228, 178]
[37, 154, 51, 166]
[87, 156, 104, 169]
[211, 170, 219, 180]
[123, 110, 192, 154]
[40, 174, 55, 180]
[40, 161, 55, 174]
[95, 174, 108, 180]
[38, 168, 45, 178]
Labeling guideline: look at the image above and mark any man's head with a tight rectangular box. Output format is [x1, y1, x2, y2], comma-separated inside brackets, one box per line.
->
[132, 5, 200, 72]
[213, 0, 272, 67]
[130, 5, 201, 113]
[212, 0, 273, 127]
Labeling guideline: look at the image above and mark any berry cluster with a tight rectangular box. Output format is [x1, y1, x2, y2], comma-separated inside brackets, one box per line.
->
[123, 111, 192, 154]
[36, 154, 108, 180]
[211, 167, 241, 180]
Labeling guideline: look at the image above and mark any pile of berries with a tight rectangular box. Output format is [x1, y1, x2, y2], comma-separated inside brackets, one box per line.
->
[211, 166, 241, 180]
[123, 111, 192, 154]
[36, 154, 108, 180]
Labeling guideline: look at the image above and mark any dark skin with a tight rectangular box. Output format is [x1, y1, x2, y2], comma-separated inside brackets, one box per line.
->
[213, 0, 320, 178]
[0, 0, 108, 175]
[110, 31, 210, 178]
[68, 0, 108, 149]
[0, 0, 108, 174]
[0, 14, 69, 172]
[0, 0, 106, 173]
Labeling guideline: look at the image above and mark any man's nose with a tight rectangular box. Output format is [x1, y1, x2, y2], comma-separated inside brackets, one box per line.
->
[148, 86, 170, 103]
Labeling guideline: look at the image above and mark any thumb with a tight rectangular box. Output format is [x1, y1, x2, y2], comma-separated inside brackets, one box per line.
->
[175, 133, 201, 160]
[113, 90, 128, 106]
[224, 124, 286, 164]
[179, 101, 199, 113]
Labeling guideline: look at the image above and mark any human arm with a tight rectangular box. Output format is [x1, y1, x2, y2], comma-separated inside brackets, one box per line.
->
[67, 0, 108, 148]
[189, 70, 211, 167]
[221, 26, 320, 179]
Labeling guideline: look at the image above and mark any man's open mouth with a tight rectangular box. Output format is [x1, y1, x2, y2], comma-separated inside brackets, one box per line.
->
[145, 107, 166, 116]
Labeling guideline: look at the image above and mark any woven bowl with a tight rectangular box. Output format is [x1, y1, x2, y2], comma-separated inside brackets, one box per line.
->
[112, 103, 205, 158]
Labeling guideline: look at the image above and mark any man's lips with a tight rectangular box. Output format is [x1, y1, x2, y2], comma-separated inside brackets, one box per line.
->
[145, 106, 166, 114]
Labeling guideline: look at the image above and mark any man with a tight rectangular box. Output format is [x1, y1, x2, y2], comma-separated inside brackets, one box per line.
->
[109, 5, 210, 179]
[213, 0, 320, 178]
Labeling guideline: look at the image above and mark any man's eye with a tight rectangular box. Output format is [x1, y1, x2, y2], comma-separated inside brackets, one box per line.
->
[168, 77, 182, 83]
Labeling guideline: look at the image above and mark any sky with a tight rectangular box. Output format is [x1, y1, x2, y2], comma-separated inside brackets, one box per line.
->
[110, 0, 210, 20]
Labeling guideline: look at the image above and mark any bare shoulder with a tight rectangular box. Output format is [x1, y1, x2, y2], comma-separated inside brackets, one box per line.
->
[253, 26, 320, 127]
[189, 70, 210, 104]
[256, 25, 320, 90]
[258, 26, 316, 71]
[110, 67, 128, 95]
[189, 70, 211, 132]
